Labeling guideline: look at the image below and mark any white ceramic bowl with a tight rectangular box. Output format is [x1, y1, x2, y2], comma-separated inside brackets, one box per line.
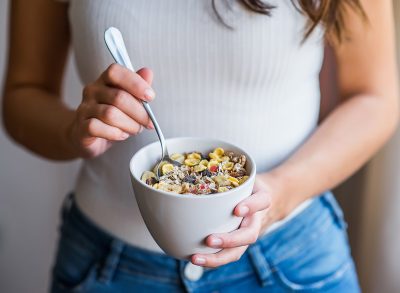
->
[129, 137, 256, 259]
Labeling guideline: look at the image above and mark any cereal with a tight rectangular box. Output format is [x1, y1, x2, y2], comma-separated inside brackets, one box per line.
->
[141, 147, 249, 195]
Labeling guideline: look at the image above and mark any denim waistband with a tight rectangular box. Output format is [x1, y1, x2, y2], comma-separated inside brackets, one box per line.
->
[60, 191, 346, 291]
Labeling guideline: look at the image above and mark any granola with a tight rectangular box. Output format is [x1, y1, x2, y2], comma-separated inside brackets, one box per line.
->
[141, 148, 249, 195]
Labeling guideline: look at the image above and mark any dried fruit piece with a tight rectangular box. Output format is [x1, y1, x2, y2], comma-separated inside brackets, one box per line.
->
[141, 171, 156, 182]
[218, 186, 229, 193]
[161, 163, 174, 175]
[208, 152, 221, 161]
[199, 160, 209, 167]
[184, 158, 200, 166]
[213, 147, 224, 157]
[194, 164, 207, 172]
[183, 175, 196, 184]
[146, 177, 158, 186]
[213, 175, 231, 187]
[187, 153, 202, 160]
[170, 153, 185, 164]
[207, 159, 219, 170]
[228, 176, 239, 187]
[239, 176, 249, 185]
[221, 156, 230, 162]
[222, 161, 234, 171]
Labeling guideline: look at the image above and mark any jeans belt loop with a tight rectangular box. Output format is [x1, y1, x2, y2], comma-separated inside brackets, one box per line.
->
[247, 243, 274, 287]
[98, 239, 125, 284]
[320, 192, 347, 230]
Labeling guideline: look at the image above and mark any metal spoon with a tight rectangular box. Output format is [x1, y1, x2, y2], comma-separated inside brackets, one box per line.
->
[104, 27, 180, 179]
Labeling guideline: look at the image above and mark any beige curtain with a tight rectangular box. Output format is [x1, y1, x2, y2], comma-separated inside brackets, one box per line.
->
[338, 2, 400, 292]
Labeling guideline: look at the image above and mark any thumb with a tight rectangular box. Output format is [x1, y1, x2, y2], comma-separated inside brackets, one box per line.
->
[136, 67, 154, 85]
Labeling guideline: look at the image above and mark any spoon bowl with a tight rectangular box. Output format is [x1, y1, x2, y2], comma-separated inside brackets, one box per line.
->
[104, 27, 181, 179]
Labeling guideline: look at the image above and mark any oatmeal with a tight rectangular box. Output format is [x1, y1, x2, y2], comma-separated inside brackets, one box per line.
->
[141, 148, 249, 195]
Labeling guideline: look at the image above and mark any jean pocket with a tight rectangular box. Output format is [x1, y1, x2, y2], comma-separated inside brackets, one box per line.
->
[270, 218, 353, 291]
[52, 262, 98, 293]
[51, 229, 101, 292]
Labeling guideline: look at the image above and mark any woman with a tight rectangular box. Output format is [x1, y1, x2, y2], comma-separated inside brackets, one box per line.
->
[2, 0, 398, 292]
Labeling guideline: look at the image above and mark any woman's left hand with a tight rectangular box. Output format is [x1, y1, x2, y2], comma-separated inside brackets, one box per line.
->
[191, 174, 289, 268]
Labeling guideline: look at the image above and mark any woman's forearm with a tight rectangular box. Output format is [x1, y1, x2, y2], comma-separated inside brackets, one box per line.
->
[3, 87, 78, 161]
[264, 93, 399, 214]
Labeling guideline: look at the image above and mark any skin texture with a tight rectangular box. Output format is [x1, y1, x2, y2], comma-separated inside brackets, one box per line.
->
[2, 0, 399, 268]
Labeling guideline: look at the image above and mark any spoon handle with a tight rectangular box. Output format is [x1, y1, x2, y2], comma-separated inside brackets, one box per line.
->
[104, 27, 167, 158]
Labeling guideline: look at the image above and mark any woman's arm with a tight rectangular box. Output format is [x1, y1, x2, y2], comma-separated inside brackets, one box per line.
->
[193, 0, 399, 267]
[3, 0, 155, 161]
[2, 0, 75, 160]
[263, 0, 399, 221]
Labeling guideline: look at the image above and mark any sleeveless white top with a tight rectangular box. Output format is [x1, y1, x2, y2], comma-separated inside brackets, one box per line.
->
[64, 0, 324, 252]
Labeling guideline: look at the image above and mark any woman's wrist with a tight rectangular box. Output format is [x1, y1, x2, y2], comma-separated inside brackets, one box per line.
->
[258, 167, 307, 228]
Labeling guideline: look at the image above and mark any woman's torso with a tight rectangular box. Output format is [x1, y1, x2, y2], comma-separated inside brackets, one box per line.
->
[67, 0, 324, 251]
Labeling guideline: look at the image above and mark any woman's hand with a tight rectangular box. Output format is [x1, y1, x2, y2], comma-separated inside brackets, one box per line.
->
[67, 64, 156, 158]
[191, 173, 292, 268]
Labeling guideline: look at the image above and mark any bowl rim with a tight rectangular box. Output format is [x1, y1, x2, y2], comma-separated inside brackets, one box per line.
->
[129, 136, 257, 199]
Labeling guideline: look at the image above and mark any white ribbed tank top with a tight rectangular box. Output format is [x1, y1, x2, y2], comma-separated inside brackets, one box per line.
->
[64, 0, 324, 252]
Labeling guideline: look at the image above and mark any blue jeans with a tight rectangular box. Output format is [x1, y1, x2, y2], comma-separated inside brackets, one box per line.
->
[50, 192, 360, 292]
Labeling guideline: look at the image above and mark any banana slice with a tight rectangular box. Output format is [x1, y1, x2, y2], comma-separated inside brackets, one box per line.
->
[184, 158, 200, 166]
[218, 186, 229, 193]
[207, 159, 219, 169]
[239, 176, 249, 185]
[213, 147, 224, 157]
[170, 153, 185, 164]
[228, 176, 239, 187]
[161, 163, 174, 175]
[208, 152, 222, 161]
[222, 161, 234, 171]
[187, 153, 202, 160]
[141, 171, 156, 182]
[213, 175, 231, 187]
[194, 164, 207, 173]
[221, 156, 230, 162]
[152, 160, 167, 174]
[199, 160, 209, 167]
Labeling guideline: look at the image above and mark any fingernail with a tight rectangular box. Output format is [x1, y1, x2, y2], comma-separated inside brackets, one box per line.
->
[146, 121, 155, 129]
[194, 257, 206, 265]
[138, 125, 144, 133]
[210, 237, 223, 247]
[144, 88, 155, 101]
[120, 132, 129, 139]
[238, 206, 249, 217]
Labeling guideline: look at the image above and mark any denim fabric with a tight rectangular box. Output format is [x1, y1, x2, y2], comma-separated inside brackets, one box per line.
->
[50, 192, 360, 293]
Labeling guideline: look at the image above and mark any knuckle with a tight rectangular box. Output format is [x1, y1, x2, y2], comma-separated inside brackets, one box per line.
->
[112, 90, 126, 106]
[103, 106, 117, 121]
[86, 119, 96, 134]
[106, 64, 120, 82]
[82, 84, 94, 101]
[131, 124, 142, 135]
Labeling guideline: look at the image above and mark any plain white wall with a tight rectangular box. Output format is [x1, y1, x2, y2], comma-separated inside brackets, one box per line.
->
[0, 0, 82, 292]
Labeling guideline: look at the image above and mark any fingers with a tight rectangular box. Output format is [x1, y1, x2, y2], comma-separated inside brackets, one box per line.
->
[81, 118, 135, 141]
[86, 104, 144, 135]
[206, 212, 262, 249]
[101, 64, 155, 101]
[92, 86, 153, 129]
[137, 67, 153, 84]
[234, 190, 271, 217]
[191, 246, 248, 268]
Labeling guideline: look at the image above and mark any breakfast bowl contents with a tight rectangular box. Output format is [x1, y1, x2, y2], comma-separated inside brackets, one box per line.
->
[141, 148, 249, 195]
[130, 137, 256, 259]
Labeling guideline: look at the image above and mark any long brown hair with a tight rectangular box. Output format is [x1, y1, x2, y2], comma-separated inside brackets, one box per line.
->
[213, 0, 366, 42]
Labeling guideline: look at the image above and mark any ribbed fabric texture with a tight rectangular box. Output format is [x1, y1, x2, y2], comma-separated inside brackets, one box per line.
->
[66, 0, 324, 251]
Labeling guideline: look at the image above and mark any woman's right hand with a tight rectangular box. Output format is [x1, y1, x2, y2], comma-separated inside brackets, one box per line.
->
[67, 64, 155, 158]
